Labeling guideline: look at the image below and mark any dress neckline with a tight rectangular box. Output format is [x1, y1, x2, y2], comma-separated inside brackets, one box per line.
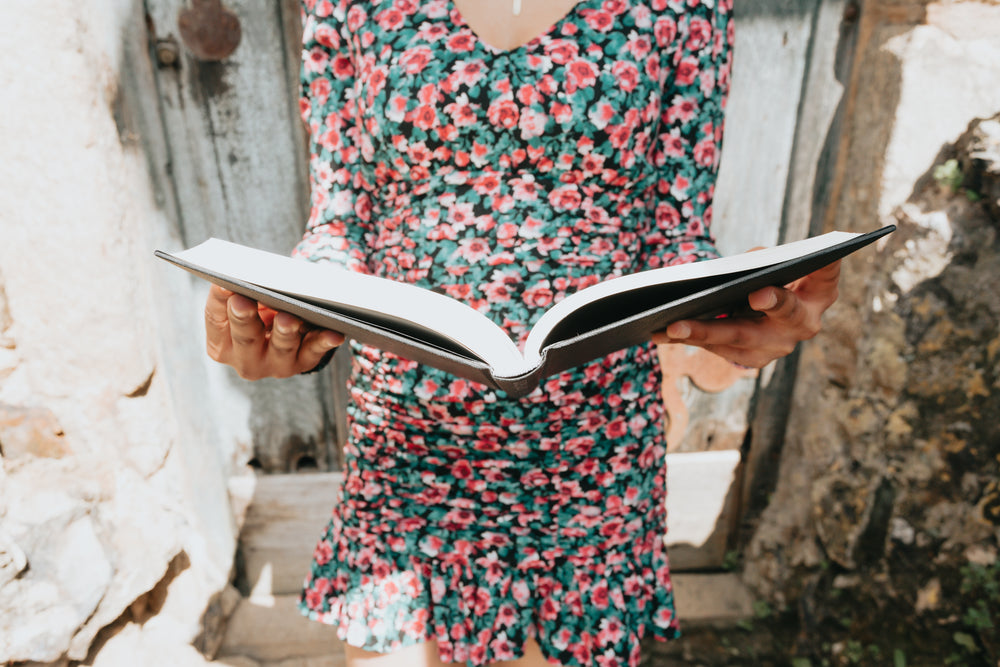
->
[445, 0, 595, 55]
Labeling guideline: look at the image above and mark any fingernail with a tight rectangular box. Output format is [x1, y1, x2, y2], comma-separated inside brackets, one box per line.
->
[668, 322, 691, 339]
[762, 290, 778, 309]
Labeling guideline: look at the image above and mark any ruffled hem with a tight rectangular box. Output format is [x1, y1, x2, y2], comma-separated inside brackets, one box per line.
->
[298, 513, 681, 667]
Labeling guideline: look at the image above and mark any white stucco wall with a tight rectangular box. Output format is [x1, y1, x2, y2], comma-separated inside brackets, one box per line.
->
[0, 2, 246, 661]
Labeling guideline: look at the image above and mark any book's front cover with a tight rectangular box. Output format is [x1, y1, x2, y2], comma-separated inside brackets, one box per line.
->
[533, 225, 895, 381]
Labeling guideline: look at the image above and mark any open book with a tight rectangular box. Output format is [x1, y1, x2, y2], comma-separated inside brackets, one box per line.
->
[156, 225, 893, 397]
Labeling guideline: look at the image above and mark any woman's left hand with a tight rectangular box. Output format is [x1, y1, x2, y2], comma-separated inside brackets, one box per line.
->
[651, 259, 842, 369]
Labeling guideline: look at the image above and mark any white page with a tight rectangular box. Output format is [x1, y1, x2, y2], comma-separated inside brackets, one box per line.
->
[174, 239, 530, 375]
[522, 231, 860, 364]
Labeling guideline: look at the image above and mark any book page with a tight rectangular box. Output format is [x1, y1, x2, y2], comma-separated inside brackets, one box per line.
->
[522, 231, 860, 364]
[172, 239, 530, 376]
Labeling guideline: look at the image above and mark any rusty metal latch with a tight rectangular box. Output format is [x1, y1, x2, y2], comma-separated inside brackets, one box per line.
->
[178, 0, 241, 61]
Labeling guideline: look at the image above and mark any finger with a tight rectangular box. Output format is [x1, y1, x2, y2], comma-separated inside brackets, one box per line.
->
[205, 285, 234, 362]
[751, 287, 820, 339]
[295, 328, 345, 374]
[790, 260, 841, 307]
[658, 318, 760, 349]
[263, 311, 306, 377]
[698, 344, 776, 370]
[227, 294, 267, 375]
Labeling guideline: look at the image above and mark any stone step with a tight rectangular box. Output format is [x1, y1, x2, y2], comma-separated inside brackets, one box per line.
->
[238, 451, 743, 597]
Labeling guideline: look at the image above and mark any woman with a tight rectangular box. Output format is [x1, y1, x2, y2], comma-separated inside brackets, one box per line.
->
[203, 0, 840, 665]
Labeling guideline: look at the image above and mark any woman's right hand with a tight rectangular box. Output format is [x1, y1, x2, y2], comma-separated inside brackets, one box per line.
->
[204, 284, 344, 380]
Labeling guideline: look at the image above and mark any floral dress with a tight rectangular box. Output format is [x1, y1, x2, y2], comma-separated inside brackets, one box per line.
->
[295, 0, 733, 665]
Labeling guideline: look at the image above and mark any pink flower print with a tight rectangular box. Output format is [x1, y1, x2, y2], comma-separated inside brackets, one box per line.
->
[495, 603, 518, 628]
[447, 30, 475, 52]
[455, 237, 491, 263]
[303, 47, 328, 75]
[487, 98, 520, 130]
[345, 3, 366, 31]
[611, 60, 640, 92]
[518, 109, 548, 139]
[590, 581, 610, 610]
[375, 7, 404, 31]
[602, 0, 628, 15]
[655, 606, 675, 628]
[522, 281, 554, 308]
[314, 539, 334, 565]
[693, 136, 716, 167]
[552, 627, 574, 651]
[313, 0, 334, 18]
[670, 175, 691, 201]
[400, 45, 433, 74]
[565, 58, 598, 92]
[548, 185, 582, 210]
[596, 651, 621, 667]
[660, 128, 686, 158]
[544, 38, 579, 64]
[667, 94, 698, 124]
[489, 634, 516, 662]
[675, 55, 700, 86]
[444, 95, 478, 127]
[700, 67, 717, 97]
[585, 10, 614, 32]
[540, 595, 561, 621]
[687, 16, 713, 51]
[453, 59, 486, 87]
[411, 104, 438, 130]
[483, 270, 520, 302]
[627, 32, 653, 59]
[587, 101, 617, 130]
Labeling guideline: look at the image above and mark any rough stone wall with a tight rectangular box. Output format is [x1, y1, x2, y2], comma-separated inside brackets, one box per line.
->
[737, 2, 1000, 664]
[0, 3, 246, 664]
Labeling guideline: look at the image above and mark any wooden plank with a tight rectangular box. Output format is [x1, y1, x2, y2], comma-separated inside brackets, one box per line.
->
[239, 472, 343, 597]
[217, 594, 345, 664]
[664, 451, 743, 571]
[672, 573, 755, 625]
[744, 0, 856, 512]
[712, 0, 818, 255]
[147, 0, 308, 249]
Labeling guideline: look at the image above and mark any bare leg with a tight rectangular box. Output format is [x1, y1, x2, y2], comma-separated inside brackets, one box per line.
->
[344, 640, 463, 667]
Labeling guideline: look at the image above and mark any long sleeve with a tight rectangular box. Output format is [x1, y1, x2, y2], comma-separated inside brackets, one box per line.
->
[640, 0, 734, 269]
[293, 0, 375, 274]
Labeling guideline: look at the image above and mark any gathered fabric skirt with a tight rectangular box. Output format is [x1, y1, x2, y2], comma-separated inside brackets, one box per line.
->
[299, 342, 680, 667]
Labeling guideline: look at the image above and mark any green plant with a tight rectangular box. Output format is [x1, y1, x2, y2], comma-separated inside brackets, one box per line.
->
[960, 562, 1000, 601]
[962, 600, 994, 632]
[934, 159, 964, 191]
[844, 639, 865, 664]
[753, 599, 773, 620]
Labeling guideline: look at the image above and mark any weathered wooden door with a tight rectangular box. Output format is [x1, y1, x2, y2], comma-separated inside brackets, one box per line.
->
[143, 0, 856, 570]
[145, 0, 350, 473]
